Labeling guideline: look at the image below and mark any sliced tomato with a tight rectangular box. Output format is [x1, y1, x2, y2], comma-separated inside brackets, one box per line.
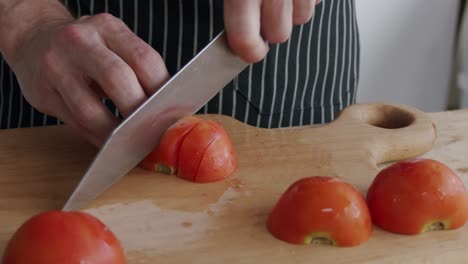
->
[139, 116, 202, 174]
[2, 211, 125, 264]
[177, 120, 221, 181]
[140, 116, 237, 183]
[195, 122, 238, 183]
[267, 176, 372, 247]
[367, 158, 468, 234]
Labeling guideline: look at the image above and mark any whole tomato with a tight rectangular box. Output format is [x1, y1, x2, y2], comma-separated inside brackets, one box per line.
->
[367, 158, 468, 234]
[267, 176, 372, 247]
[2, 211, 125, 264]
[140, 116, 237, 183]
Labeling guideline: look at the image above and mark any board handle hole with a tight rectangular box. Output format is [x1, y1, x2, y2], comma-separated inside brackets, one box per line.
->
[363, 105, 415, 129]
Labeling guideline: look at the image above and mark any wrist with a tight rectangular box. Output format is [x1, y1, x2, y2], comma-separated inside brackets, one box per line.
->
[0, 0, 73, 64]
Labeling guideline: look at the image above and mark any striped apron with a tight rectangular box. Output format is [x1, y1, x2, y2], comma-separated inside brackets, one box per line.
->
[0, 0, 360, 129]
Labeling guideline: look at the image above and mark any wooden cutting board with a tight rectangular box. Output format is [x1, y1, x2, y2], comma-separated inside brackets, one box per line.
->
[1, 102, 467, 263]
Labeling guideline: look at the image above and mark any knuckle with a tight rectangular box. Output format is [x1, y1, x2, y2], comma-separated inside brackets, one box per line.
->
[130, 44, 166, 74]
[59, 24, 87, 44]
[91, 13, 127, 33]
[79, 15, 90, 20]
[92, 13, 118, 24]
[75, 103, 97, 125]
[101, 59, 131, 86]
[131, 44, 157, 64]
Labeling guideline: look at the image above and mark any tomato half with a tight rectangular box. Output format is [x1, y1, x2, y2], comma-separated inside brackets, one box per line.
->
[267, 176, 372, 247]
[139, 116, 202, 173]
[140, 116, 237, 183]
[195, 122, 237, 183]
[2, 210, 125, 264]
[367, 158, 468, 234]
[177, 120, 222, 181]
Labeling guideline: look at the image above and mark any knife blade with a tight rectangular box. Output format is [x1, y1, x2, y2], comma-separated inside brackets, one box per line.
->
[63, 31, 249, 211]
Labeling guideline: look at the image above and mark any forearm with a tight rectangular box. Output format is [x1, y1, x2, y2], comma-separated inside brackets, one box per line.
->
[0, 0, 73, 63]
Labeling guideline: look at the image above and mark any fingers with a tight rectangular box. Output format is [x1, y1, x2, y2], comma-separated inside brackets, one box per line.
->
[40, 46, 119, 145]
[224, 0, 269, 63]
[45, 89, 105, 147]
[57, 74, 120, 139]
[224, 0, 317, 63]
[60, 107, 104, 147]
[90, 14, 170, 96]
[60, 14, 168, 118]
[107, 33, 169, 96]
[76, 43, 147, 117]
[261, 0, 293, 43]
[293, 0, 316, 25]
[19, 13, 172, 147]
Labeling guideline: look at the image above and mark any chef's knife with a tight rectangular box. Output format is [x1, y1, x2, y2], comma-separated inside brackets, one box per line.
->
[63, 31, 249, 211]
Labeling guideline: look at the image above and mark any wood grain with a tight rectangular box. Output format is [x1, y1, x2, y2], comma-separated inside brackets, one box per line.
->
[0, 103, 466, 264]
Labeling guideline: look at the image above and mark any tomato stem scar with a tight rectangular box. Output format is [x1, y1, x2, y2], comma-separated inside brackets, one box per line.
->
[157, 163, 174, 175]
[304, 233, 336, 246]
[423, 221, 448, 232]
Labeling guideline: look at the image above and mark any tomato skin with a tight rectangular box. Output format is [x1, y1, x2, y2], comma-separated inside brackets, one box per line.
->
[140, 116, 237, 183]
[177, 120, 221, 181]
[139, 116, 202, 173]
[2, 211, 125, 264]
[367, 158, 468, 235]
[195, 122, 237, 183]
[267, 176, 372, 247]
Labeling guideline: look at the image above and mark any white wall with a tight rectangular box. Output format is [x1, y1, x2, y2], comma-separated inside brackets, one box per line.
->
[355, 0, 461, 112]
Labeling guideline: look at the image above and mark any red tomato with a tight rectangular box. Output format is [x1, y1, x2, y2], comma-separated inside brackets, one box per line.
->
[267, 176, 372, 247]
[367, 158, 468, 235]
[177, 120, 222, 181]
[196, 127, 237, 183]
[2, 210, 125, 264]
[139, 116, 202, 173]
[140, 116, 237, 183]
